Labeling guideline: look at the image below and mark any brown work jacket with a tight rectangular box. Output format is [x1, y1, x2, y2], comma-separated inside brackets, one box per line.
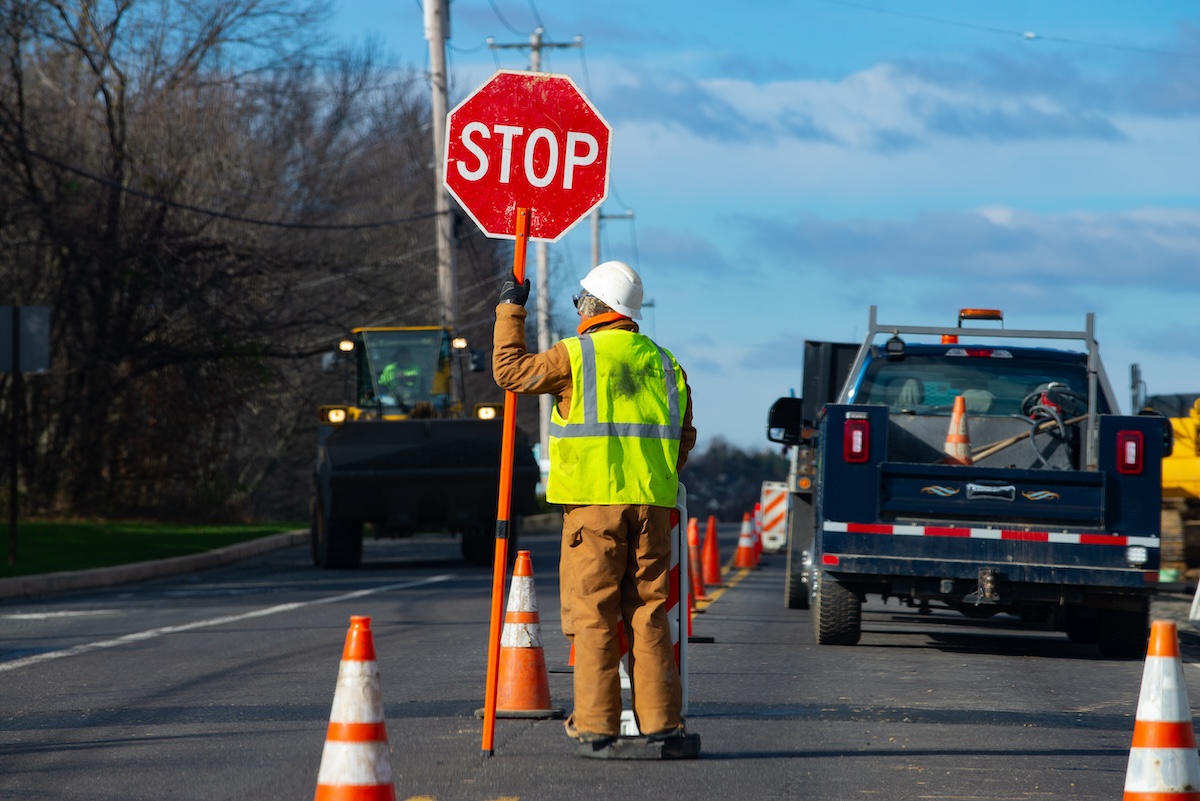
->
[492, 304, 697, 471]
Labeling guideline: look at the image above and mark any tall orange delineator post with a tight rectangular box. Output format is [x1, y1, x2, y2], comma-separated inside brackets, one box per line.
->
[687, 517, 708, 602]
[702, 515, 722, 587]
[482, 207, 531, 755]
[752, 502, 764, 562]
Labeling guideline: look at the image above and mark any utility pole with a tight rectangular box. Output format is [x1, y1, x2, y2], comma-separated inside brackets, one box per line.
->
[489, 28, 582, 480]
[425, 0, 457, 336]
[591, 207, 635, 268]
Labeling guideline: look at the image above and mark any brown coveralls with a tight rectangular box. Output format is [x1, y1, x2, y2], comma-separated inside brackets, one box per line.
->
[493, 303, 697, 737]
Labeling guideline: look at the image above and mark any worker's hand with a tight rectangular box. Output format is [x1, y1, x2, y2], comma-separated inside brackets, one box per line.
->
[499, 272, 530, 307]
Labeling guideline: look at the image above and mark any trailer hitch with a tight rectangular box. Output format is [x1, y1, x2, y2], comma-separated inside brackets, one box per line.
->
[963, 567, 1000, 605]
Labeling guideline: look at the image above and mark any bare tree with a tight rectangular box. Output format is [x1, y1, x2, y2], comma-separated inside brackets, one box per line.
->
[0, 0, 508, 520]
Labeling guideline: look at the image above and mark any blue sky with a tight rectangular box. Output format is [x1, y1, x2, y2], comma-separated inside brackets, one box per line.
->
[330, 1, 1200, 451]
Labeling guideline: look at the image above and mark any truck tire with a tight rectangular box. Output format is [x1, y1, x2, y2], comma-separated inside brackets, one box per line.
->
[784, 536, 810, 610]
[1096, 606, 1149, 659]
[812, 574, 861, 645]
[785, 495, 815, 609]
[312, 495, 363, 569]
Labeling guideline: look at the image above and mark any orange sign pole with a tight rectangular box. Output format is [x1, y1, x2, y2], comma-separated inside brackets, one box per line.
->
[482, 206, 530, 755]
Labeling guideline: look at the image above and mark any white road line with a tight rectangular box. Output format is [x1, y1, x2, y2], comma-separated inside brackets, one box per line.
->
[3, 610, 120, 620]
[0, 575, 453, 673]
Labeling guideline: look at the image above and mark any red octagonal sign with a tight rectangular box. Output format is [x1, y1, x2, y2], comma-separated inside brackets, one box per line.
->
[443, 70, 612, 243]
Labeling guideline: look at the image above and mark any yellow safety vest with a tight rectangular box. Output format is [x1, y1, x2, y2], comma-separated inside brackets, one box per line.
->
[547, 330, 685, 506]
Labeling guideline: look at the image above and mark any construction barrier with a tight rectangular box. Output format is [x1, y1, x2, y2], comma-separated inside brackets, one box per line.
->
[1123, 619, 1200, 800]
[314, 617, 396, 801]
[760, 481, 789, 553]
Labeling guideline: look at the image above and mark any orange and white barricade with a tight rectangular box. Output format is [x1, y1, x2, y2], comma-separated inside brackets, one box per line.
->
[760, 481, 789, 554]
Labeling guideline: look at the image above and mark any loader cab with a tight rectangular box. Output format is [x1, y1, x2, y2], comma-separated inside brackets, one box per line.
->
[354, 327, 454, 417]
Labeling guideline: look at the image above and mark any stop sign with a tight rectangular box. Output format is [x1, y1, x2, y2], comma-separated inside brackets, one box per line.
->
[443, 70, 612, 242]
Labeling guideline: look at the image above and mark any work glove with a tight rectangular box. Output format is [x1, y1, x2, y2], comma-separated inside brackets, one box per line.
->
[499, 272, 530, 307]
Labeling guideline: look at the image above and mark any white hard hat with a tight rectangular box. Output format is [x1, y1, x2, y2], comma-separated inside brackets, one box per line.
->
[579, 260, 643, 320]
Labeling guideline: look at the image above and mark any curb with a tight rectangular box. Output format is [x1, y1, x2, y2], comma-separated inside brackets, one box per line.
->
[0, 529, 309, 601]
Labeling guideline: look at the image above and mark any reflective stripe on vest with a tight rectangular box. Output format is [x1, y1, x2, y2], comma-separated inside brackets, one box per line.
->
[547, 330, 684, 506]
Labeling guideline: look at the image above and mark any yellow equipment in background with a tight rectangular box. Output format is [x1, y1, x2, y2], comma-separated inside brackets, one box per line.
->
[312, 326, 538, 568]
[1158, 396, 1200, 577]
[1133, 365, 1200, 578]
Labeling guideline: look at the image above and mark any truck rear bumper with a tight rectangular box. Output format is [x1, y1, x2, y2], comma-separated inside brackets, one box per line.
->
[823, 553, 1156, 595]
[820, 519, 1158, 593]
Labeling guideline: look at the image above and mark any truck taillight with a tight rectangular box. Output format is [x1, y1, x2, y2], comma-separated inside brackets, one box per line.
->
[1116, 430, 1144, 475]
[844, 418, 870, 463]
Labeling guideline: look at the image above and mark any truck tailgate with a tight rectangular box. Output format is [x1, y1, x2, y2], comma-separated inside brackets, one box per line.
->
[879, 462, 1105, 528]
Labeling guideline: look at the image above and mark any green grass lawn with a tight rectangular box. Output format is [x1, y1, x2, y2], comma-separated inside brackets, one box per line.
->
[0, 520, 305, 579]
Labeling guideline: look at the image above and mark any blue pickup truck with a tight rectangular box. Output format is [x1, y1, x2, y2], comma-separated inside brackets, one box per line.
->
[767, 307, 1170, 657]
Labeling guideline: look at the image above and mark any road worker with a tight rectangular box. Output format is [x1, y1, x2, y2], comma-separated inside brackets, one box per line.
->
[492, 260, 697, 752]
[379, 346, 422, 407]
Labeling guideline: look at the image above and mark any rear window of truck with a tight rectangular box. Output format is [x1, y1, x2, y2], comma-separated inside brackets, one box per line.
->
[853, 353, 1111, 417]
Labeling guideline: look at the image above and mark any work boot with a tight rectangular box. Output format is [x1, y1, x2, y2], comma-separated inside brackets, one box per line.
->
[577, 732, 617, 748]
[564, 714, 616, 747]
[645, 725, 687, 743]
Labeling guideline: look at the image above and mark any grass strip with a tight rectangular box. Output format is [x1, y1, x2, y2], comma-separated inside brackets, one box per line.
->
[0, 521, 303, 579]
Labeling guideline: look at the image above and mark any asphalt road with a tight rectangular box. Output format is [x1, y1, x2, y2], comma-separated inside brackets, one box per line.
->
[2, 529, 1199, 801]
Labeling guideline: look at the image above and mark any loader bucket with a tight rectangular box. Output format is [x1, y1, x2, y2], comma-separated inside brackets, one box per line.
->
[316, 417, 539, 530]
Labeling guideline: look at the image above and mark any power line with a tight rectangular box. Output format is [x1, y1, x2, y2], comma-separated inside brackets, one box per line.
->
[3, 137, 444, 231]
[525, 0, 545, 31]
[486, 0, 525, 36]
[811, 0, 1200, 61]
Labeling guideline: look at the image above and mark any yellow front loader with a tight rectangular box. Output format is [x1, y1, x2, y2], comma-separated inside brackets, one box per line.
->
[312, 326, 539, 568]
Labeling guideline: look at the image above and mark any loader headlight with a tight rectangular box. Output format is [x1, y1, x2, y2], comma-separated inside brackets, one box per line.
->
[1126, 545, 1148, 566]
[475, 404, 501, 421]
[320, 406, 349, 425]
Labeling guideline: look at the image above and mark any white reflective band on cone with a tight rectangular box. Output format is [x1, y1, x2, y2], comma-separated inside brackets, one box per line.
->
[316, 742, 394, 784]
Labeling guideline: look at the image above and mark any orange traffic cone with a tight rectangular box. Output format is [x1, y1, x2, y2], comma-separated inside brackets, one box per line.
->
[687, 517, 708, 602]
[493, 550, 563, 719]
[942, 394, 973, 465]
[314, 616, 396, 801]
[702, 515, 722, 586]
[1123, 620, 1200, 800]
[733, 512, 758, 568]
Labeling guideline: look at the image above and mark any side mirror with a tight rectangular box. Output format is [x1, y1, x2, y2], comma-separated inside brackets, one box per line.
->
[469, 349, 487, 373]
[321, 352, 339, 373]
[767, 396, 810, 445]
